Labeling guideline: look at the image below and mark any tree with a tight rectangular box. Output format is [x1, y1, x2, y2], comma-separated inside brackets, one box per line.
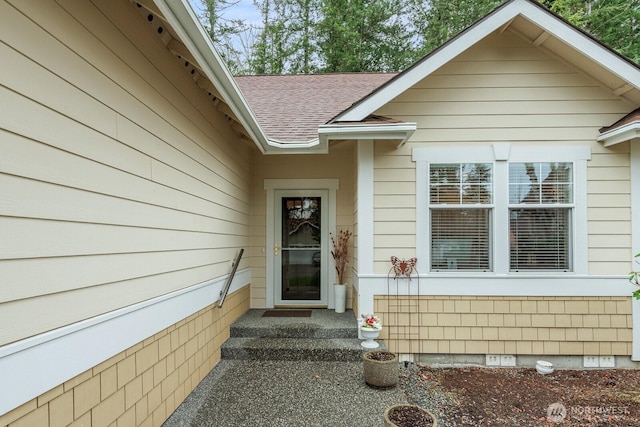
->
[542, 0, 640, 64]
[199, 0, 639, 75]
[199, 0, 253, 74]
[249, 0, 321, 74]
[410, 0, 503, 57]
[317, 0, 414, 72]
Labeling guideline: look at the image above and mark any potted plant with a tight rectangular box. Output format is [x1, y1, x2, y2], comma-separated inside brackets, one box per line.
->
[359, 313, 382, 348]
[363, 350, 398, 388]
[629, 253, 640, 299]
[330, 229, 352, 313]
[383, 404, 436, 427]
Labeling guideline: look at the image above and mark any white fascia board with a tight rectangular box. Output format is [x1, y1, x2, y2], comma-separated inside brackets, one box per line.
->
[154, 0, 270, 154]
[515, 1, 640, 86]
[336, 2, 525, 122]
[597, 122, 640, 147]
[337, 0, 640, 123]
[263, 138, 329, 155]
[318, 122, 416, 147]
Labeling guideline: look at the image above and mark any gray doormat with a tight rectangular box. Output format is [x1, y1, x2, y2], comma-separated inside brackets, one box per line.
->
[261, 310, 312, 318]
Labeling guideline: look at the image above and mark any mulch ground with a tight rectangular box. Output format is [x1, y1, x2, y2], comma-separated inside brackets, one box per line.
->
[401, 365, 640, 426]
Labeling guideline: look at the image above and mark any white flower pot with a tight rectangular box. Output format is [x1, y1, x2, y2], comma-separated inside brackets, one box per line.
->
[536, 360, 554, 374]
[334, 283, 346, 313]
[360, 326, 381, 348]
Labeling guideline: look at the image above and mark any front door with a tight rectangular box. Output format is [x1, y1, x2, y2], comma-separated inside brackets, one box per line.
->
[274, 190, 328, 306]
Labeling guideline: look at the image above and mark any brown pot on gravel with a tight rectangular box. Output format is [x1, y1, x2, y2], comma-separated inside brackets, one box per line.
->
[383, 404, 436, 427]
[363, 351, 398, 388]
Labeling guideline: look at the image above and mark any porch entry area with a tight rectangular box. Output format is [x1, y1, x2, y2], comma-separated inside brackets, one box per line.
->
[264, 179, 339, 309]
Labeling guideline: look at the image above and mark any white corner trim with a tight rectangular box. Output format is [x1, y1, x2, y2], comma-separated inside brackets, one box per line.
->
[357, 141, 374, 275]
[631, 143, 640, 360]
[0, 268, 250, 416]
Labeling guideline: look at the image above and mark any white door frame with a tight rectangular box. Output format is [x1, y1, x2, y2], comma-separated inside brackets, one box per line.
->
[264, 179, 339, 308]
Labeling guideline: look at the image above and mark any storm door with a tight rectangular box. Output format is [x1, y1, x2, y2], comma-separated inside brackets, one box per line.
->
[274, 190, 328, 306]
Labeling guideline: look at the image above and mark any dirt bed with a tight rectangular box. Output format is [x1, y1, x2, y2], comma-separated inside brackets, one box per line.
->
[399, 364, 640, 426]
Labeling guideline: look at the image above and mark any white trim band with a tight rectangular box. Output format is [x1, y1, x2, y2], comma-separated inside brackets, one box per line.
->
[0, 268, 250, 416]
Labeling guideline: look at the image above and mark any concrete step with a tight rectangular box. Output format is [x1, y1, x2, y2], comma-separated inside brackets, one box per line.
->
[221, 337, 387, 362]
[229, 309, 359, 339]
[230, 324, 357, 339]
[221, 309, 386, 362]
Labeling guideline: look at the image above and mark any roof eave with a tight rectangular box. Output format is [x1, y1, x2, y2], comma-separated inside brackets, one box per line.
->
[597, 122, 640, 147]
[263, 138, 329, 155]
[318, 122, 417, 148]
[153, 0, 271, 154]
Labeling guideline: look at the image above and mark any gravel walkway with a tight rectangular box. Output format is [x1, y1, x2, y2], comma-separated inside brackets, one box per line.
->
[398, 362, 457, 427]
[164, 359, 409, 427]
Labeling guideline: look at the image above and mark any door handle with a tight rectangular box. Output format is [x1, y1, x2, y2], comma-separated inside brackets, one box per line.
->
[274, 243, 279, 256]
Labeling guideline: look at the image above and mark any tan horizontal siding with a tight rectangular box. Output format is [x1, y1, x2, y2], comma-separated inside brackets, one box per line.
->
[386, 100, 630, 116]
[372, 31, 634, 275]
[374, 208, 416, 222]
[0, 249, 238, 304]
[587, 194, 630, 207]
[0, 0, 252, 345]
[0, 174, 247, 234]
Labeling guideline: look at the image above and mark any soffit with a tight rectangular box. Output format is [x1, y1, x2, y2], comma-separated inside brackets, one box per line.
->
[134, 0, 273, 153]
[506, 15, 640, 106]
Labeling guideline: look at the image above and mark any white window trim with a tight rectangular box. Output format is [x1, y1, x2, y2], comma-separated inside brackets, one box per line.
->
[415, 143, 591, 276]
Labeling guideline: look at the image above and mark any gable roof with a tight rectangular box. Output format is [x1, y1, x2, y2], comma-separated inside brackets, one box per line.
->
[234, 73, 397, 144]
[333, 0, 640, 124]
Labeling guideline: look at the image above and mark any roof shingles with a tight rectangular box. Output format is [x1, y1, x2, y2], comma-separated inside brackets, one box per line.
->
[234, 73, 396, 142]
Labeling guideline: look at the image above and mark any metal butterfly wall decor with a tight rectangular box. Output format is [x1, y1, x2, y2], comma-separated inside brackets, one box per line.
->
[390, 256, 417, 280]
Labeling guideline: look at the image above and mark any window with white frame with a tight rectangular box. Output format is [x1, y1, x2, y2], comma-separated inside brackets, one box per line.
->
[414, 145, 589, 275]
[509, 163, 573, 271]
[430, 163, 493, 271]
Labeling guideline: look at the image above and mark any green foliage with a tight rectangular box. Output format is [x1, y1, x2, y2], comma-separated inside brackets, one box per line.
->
[630, 253, 640, 300]
[317, 0, 414, 72]
[410, 0, 503, 58]
[199, 0, 251, 74]
[544, 0, 640, 64]
[201, 0, 640, 75]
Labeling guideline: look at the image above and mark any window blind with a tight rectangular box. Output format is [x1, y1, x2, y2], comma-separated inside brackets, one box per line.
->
[508, 162, 573, 272]
[429, 163, 493, 271]
[431, 209, 491, 271]
[509, 208, 570, 271]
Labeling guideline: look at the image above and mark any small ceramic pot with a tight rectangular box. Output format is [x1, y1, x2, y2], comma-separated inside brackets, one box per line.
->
[536, 360, 554, 374]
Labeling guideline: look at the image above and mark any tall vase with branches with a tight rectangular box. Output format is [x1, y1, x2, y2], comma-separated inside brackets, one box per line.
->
[331, 229, 352, 284]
